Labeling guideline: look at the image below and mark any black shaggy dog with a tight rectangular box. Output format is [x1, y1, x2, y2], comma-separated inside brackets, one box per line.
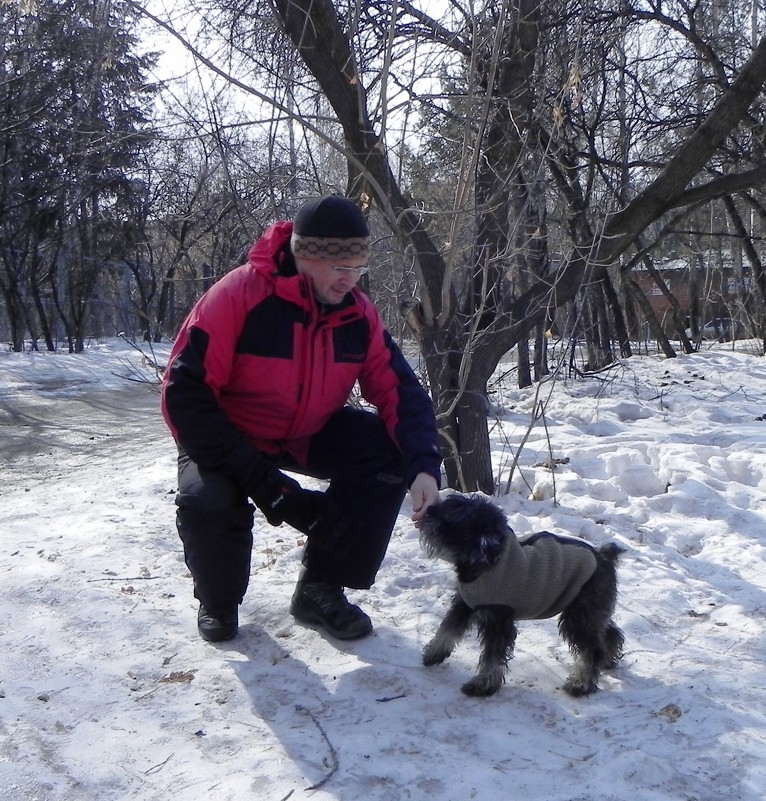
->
[420, 494, 624, 698]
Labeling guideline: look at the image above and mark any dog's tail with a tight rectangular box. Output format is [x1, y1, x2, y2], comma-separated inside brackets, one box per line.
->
[597, 540, 626, 565]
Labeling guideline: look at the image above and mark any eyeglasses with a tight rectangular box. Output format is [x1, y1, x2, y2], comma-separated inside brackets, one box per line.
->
[326, 263, 370, 276]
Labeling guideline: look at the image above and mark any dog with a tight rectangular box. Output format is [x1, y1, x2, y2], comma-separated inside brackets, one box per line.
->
[420, 494, 624, 697]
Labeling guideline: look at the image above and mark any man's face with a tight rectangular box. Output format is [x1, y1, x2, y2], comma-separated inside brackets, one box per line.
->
[295, 256, 369, 305]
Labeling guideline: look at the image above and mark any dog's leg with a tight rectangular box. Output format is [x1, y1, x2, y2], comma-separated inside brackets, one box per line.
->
[423, 593, 473, 666]
[594, 545, 624, 672]
[599, 621, 625, 670]
[559, 609, 602, 697]
[559, 562, 622, 697]
[461, 606, 516, 697]
[561, 621, 624, 696]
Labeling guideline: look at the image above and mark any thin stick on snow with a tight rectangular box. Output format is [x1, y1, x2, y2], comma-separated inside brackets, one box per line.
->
[296, 704, 338, 791]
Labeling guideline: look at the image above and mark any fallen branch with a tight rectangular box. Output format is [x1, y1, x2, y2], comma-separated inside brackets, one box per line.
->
[296, 704, 338, 791]
[143, 752, 174, 775]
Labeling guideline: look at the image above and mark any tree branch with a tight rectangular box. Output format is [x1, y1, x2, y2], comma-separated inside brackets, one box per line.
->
[492, 35, 766, 356]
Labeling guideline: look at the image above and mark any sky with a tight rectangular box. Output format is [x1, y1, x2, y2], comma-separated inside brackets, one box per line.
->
[2, 337, 766, 801]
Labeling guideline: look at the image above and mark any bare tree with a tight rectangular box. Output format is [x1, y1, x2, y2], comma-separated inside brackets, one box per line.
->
[134, 0, 766, 491]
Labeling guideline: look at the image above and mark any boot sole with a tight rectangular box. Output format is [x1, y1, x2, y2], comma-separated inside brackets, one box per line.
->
[198, 624, 238, 642]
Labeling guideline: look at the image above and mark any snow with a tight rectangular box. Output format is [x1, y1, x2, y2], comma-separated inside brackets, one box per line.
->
[2, 338, 766, 801]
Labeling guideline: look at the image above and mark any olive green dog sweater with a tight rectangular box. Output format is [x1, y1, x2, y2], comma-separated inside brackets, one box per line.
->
[458, 532, 598, 619]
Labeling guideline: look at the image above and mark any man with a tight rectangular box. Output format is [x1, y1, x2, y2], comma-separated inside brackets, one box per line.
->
[161, 195, 442, 643]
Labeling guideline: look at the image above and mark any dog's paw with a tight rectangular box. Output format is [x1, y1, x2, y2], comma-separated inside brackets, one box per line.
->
[461, 674, 502, 697]
[599, 654, 621, 671]
[562, 676, 599, 697]
[422, 642, 450, 666]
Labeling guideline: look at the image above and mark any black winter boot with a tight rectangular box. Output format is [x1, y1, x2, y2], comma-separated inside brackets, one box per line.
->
[290, 579, 372, 640]
[197, 605, 239, 642]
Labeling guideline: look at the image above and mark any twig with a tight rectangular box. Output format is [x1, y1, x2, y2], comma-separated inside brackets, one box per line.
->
[375, 693, 407, 703]
[538, 403, 558, 507]
[135, 670, 195, 701]
[134, 686, 162, 701]
[87, 576, 160, 582]
[143, 752, 174, 775]
[500, 354, 566, 497]
[278, 791, 295, 801]
[296, 705, 338, 791]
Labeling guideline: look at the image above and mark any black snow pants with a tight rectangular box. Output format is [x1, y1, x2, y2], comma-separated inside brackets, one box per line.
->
[174, 407, 408, 616]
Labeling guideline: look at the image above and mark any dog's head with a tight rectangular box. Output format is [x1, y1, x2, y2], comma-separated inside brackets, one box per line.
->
[420, 493, 510, 570]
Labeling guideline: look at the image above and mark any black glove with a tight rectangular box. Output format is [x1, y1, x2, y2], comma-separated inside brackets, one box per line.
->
[250, 469, 340, 539]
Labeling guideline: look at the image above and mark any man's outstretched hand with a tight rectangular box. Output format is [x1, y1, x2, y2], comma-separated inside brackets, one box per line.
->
[410, 472, 441, 528]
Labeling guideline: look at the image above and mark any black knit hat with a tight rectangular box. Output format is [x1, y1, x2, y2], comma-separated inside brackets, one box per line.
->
[291, 195, 370, 260]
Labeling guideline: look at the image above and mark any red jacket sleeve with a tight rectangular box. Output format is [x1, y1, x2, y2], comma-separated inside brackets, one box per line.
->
[357, 303, 441, 487]
[161, 268, 274, 487]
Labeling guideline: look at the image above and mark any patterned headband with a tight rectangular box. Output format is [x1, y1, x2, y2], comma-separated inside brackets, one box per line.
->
[291, 232, 370, 260]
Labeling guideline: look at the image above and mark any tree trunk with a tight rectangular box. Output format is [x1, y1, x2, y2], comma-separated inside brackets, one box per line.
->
[624, 277, 678, 358]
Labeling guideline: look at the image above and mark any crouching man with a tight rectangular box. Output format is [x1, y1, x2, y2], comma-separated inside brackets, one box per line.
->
[161, 195, 441, 643]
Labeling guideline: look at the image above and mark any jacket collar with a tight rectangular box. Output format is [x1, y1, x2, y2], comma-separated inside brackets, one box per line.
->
[249, 220, 367, 325]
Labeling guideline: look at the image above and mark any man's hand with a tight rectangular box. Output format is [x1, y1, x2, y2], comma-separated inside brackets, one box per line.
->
[409, 472, 440, 528]
[250, 470, 339, 538]
[249, 469, 302, 525]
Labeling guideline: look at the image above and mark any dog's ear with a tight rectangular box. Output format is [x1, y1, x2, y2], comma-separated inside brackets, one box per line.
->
[418, 502, 445, 548]
[437, 494, 509, 567]
[420, 503, 444, 534]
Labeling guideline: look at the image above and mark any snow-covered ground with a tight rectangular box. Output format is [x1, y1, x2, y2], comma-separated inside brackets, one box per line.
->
[2, 338, 766, 801]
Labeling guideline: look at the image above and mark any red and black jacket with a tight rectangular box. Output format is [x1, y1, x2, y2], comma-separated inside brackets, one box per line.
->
[161, 221, 442, 490]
